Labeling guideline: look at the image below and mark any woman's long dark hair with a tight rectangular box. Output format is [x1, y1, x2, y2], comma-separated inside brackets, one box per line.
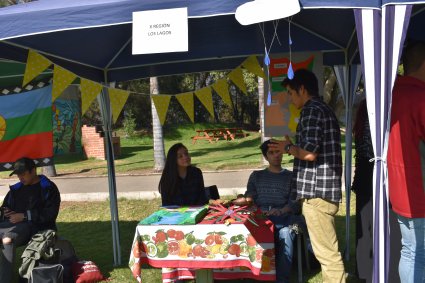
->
[158, 143, 187, 204]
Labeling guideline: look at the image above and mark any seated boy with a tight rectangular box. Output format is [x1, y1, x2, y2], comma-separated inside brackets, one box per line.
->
[242, 140, 300, 283]
[0, 157, 61, 283]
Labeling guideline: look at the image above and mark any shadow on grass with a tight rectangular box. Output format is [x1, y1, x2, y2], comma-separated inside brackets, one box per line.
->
[56, 220, 138, 277]
[119, 145, 153, 159]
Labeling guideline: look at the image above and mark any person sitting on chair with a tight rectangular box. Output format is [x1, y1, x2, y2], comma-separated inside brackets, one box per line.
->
[241, 140, 300, 283]
[159, 143, 208, 206]
[0, 157, 61, 283]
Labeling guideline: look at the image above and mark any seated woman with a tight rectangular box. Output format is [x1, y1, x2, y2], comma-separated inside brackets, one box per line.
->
[158, 143, 208, 206]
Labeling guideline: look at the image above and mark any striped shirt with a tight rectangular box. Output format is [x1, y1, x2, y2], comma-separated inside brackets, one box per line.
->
[245, 168, 300, 213]
[293, 97, 342, 202]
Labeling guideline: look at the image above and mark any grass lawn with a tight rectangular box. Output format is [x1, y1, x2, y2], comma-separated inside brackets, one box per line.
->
[28, 193, 361, 283]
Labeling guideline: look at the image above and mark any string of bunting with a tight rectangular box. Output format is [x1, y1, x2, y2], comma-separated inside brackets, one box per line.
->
[22, 50, 265, 125]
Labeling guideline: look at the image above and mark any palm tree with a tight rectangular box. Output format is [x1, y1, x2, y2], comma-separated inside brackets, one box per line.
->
[257, 77, 268, 165]
[150, 77, 166, 171]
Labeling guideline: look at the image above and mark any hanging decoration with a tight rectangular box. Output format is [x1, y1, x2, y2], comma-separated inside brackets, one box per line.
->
[259, 21, 281, 106]
[151, 95, 172, 125]
[241, 55, 265, 78]
[228, 67, 247, 95]
[80, 79, 102, 115]
[175, 92, 195, 123]
[194, 87, 214, 118]
[212, 79, 232, 107]
[108, 88, 130, 123]
[22, 50, 52, 87]
[52, 65, 77, 102]
[22, 50, 271, 125]
[287, 18, 294, 80]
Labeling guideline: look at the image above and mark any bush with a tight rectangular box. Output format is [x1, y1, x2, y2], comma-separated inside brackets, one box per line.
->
[122, 110, 137, 138]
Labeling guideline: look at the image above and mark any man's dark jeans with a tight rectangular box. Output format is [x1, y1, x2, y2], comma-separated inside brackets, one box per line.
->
[0, 221, 32, 283]
[268, 215, 295, 283]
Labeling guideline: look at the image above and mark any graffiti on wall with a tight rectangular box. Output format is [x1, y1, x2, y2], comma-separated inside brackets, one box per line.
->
[52, 98, 82, 154]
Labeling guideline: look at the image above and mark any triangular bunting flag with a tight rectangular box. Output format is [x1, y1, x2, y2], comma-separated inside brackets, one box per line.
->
[242, 55, 265, 78]
[212, 79, 232, 108]
[151, 95, 171, 125]
[195, 87, 214, 118]
[22, 50, 51, 87]
[80, 79, 102, 115]
[175, 92, 194, 123]
[52, 65, 77, 102]
[109, 88, 130, 124]
[228, 67, 247, 95]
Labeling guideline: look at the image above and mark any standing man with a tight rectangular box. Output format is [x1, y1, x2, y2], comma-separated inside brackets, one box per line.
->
[242, 140, 300, 283]
[0, 157, 61, 283]
[269, 69, 345, 282]
[388, 40, 425, 283]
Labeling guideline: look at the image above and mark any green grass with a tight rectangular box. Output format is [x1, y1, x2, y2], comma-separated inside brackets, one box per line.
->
[0, 123, 354, 179]
[12, 193, 361, 283]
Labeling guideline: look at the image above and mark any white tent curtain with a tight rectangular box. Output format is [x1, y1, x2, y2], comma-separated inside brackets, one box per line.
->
[354, 5, 412, 282]
[333, 64, 362, 260]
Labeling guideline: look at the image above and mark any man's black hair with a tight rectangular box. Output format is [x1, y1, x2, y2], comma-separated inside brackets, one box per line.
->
[281, 69, 319, 97]
[260, 140, 272, 158]
[402, 40, 425, 75]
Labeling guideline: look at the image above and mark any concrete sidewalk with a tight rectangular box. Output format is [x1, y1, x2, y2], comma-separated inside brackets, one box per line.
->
[0, 170, 253, 201]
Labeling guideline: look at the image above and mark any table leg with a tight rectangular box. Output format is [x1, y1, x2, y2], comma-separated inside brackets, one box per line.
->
[195, 269, 213, 283]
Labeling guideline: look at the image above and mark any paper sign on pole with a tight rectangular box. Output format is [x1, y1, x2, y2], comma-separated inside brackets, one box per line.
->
[132, 7, 188, 55]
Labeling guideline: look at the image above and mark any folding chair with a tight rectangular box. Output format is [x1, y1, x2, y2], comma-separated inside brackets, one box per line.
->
[204, 185, 220, 200]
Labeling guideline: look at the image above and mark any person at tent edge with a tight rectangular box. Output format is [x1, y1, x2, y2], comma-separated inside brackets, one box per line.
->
[268, 69, 346, 283]
[0, 157, 61, 283]
[387, 40, 425, 283]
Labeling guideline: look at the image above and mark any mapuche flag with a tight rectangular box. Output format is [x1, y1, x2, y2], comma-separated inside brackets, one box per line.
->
[0, 85, 53, 170]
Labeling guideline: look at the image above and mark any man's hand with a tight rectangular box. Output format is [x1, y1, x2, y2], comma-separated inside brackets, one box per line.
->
[280, 206, 293, 215]
[265, 208, 282, 216]
[4, 208, 25, 223]
[268, 136, 292, 154]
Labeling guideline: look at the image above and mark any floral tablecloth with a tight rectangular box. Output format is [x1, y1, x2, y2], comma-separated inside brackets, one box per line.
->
[129, 214, 276, 282]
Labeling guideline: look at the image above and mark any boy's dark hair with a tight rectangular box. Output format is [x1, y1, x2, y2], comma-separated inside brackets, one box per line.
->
[402, 40, 425, 75]
[260, 140, 272, 158]
[281, 69, 319, 97]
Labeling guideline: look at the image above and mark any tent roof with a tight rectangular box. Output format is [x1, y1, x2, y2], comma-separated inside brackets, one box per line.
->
[0, 0, 423, 83]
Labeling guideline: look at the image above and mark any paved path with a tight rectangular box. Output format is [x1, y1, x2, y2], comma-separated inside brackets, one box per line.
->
[0, 168, 351, 201]
[0, 170, 253, 201]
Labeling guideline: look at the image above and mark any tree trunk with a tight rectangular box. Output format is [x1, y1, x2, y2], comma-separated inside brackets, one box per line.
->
[42, 164, 57, 177]
[258, 77, 268, 165]
[150, 77, 166, 172]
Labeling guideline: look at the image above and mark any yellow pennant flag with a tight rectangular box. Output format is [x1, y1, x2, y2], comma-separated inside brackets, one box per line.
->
[22, 50, 51, 87]
[52, 65, 77, 102]
[175, 92, 194, 123]
[195, 87, 214, 118]
[109, 88, 130, 123]
[151, 95, 171, 125]
[212, 79, 232, 107]
[242, 55, 265, 78]
[228, 67, 247, 95]
[80, 79, 102, 115]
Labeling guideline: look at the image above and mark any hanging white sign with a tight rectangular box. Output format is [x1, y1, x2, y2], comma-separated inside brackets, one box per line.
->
[132, 7, 188, 55]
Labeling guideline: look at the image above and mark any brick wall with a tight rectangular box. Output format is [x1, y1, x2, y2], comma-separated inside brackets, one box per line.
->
[81, 125, 120, 160]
